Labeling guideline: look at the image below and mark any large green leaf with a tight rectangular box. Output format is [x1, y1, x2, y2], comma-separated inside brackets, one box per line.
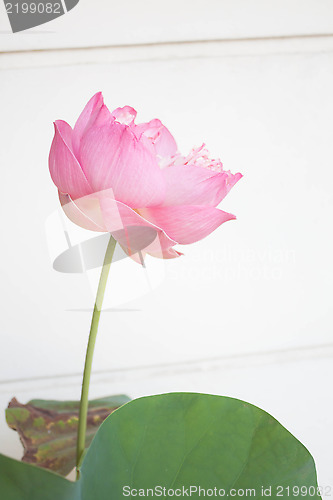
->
[0, 393, 320, 500]
[6, 395, 130, 476]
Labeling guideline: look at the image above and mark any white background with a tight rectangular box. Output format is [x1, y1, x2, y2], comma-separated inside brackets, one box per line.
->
[0, 0, 332, 490]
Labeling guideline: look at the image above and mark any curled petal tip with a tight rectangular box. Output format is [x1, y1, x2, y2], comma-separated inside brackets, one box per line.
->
[112, 105, 137, 125]
[53, 119, 70, 132]
[92, 91, 104, 101]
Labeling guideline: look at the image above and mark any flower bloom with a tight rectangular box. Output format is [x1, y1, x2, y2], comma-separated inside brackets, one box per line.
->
[49, 93, 242, 260]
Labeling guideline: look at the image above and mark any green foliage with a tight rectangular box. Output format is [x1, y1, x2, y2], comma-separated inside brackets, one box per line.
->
[6, 395, 130, 476]
[1, 393, 320, 500]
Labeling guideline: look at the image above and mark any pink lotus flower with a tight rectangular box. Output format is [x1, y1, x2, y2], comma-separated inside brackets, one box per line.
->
[49, 93, 242, 260]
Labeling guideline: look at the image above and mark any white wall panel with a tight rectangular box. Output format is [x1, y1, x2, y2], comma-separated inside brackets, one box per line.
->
[0, 37, 332, 381]
[1, 347, 332, 489]
[0, 9, 332, 489]
[2, 35, 333, 70]
[1, 0, 333, 52]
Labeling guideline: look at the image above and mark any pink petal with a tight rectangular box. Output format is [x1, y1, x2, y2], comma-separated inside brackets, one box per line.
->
[144, 232, 183, 259]
[49, 121, 92, 199]
[59, 190, 184, 259]
[79, 122, 165, 208]
[139, 205, 236, 245]
[119, 231, 182, 262]
[99, 195, 176, 254]
[101, 191, 181, 258]
[72, 93, 113, 157]
[118, 245, 147, 264]
[59, 191, 106, 232]
[162, 165, 242, 207]
[135, 119, 177, 157]
[112, 106, 137, 125]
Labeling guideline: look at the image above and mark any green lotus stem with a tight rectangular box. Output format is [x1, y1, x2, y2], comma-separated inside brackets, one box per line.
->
[76, 235, 117, 478]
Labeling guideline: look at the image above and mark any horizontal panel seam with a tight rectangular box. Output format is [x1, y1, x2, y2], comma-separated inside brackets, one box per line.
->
[1, 32, 333, 56]
[1, 341, 333, 386]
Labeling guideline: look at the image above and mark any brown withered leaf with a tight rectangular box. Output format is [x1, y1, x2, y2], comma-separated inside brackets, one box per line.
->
[6, 395, 130, 476]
